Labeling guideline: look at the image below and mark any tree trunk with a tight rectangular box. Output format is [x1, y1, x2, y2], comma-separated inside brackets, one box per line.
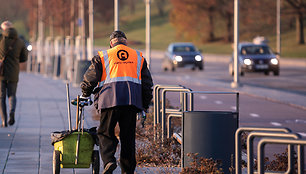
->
[129, 0, 135, 14]
[156, 0, 165, 17]
[226, 12, 233, 42]
[296, 11, 305, 44]
[208, 8, 215, 41]
[70, 0, 75, 38]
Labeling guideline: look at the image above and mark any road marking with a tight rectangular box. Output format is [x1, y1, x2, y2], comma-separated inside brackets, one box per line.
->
[215, 100, 223, 105]
[298, 132, 306, 137]
[285, 119, 306, 124]
[231, 106, 236, 110]
[250, 113, 260, 118]
[184, 75, 190, 79]
[270, 122, 282, 126]
[200, 95, 207, 100]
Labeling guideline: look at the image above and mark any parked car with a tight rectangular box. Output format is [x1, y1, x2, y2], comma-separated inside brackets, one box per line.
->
[162, 43, 204, 71]
[229, 42, 279, 76]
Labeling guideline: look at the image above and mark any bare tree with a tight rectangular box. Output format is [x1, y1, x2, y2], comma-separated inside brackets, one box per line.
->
[94, 0, 114, 24]
[127, 0, 136, 14]
[23, 0, 38, 39]
[285, 0, 305, 44]
[170, 0, 217, 42]
[217, 0, 233, 42]
[0, 0, 27, 22]
[155, 0, 166, 17]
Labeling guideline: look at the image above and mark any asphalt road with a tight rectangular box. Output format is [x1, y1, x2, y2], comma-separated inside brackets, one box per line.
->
[149, 52, 306, 137]
[149, 52, 306, 163]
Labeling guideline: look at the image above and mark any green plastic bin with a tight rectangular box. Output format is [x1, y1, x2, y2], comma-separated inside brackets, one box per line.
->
[53, 132, 95, 168]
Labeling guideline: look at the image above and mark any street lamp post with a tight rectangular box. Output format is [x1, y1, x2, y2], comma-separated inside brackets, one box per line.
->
[114, 0, 119, 30]
[276, 0, 281, 57]
[145, 0, 151, 69]
[88, 0, 94, 59]
[231, 0, 240, 88]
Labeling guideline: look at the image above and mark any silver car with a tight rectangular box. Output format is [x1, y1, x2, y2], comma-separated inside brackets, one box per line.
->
[229, 42, 280, 76]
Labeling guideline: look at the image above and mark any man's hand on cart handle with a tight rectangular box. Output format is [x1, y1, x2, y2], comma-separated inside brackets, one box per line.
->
[141, 110, 146, 128]
[71, 95, 93, 106]
[80, 95, 93, 106]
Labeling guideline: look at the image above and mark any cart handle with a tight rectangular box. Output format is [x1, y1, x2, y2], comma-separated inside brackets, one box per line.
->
[71, 97, 93, 107]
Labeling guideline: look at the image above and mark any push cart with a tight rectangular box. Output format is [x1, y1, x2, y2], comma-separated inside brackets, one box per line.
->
[51, 84, 100, 174]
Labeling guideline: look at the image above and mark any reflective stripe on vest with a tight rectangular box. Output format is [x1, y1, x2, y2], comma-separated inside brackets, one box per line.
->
[98, 46, 143, 87]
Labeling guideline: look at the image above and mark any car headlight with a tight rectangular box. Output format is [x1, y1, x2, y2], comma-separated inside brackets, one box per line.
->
[243, 58, 252, 65]
[27, 44, 32, 51]
[175, 56, 183, 62]
[195, 55, 202, 61]
[271, 58, 278, 65]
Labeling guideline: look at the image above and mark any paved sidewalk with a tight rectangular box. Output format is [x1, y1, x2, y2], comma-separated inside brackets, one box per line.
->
[0, 72, 151, 174]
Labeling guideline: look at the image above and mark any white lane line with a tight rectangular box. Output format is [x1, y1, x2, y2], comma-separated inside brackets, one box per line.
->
[250, 113, 260, 118]
[270, 122, 282, 126]
[293, 119, 306, 124]
[285, 119, 306, 124]
[215, 100, 223, 105]
[298, 132, 306, 137]
[200, 95, 207, 100]
[230, 106, 236, 110]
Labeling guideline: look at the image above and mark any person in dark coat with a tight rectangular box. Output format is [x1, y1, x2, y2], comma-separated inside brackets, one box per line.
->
[81, 30, 153, 174]
[0, 21, 28, 127]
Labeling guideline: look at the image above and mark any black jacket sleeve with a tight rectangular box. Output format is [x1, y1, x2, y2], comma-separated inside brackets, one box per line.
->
[141, 58, 153, 110]
[80, 55, 102, 97]
[19, 39, 28, 63]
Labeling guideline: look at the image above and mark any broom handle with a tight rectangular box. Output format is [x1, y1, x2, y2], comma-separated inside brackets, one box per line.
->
[76, 95, 80, 130]
[66, 83, 72, 131]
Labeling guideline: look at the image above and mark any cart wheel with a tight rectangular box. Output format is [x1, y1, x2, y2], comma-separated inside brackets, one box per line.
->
[53, 150, 61, 174]
[92, 150, 100, 174]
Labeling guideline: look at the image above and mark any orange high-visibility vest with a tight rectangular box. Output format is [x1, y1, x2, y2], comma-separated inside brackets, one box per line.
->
[95, 44, 144, 110]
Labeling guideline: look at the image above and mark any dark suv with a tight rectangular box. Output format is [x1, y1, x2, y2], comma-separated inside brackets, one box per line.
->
[229, 42, 279, 76]
[162, 43, 204, 71]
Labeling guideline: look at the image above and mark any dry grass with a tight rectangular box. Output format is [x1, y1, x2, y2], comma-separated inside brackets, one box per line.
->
[136, 110, 181, 167]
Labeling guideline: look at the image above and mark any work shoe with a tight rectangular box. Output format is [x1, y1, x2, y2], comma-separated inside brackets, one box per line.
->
[8, 113, 15, 126]
[102, 162, 117, 174]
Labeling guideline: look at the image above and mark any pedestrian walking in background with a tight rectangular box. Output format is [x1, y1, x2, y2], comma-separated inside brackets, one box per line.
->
[0, 21, 28, 127]
[81, 30, 153, 174]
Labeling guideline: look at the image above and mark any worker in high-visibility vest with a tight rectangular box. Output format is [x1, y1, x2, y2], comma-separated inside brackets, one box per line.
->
[81, 30, 153, 174]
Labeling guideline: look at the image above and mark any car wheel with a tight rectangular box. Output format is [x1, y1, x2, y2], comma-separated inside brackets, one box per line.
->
[264, 71, 269, 76]
[199, 66, 203, 71]
[273, 70, 279, 76]
[171, 65, 175, 72]
[240, 71, 244, 76]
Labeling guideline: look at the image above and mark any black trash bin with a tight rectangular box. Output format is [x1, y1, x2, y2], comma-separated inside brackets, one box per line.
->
[182, 111, 238, 174]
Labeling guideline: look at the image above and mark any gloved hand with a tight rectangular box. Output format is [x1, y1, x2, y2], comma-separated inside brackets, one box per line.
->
[140, 110, 146, 128]
[80, 95, 93, 106]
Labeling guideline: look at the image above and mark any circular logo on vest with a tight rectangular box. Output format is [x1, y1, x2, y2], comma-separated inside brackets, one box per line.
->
[117, 50, 129, 61]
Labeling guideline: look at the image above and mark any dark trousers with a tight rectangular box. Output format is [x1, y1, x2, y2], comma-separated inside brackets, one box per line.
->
[0, 80, 17, 125]
[97, 105, 138, 174]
